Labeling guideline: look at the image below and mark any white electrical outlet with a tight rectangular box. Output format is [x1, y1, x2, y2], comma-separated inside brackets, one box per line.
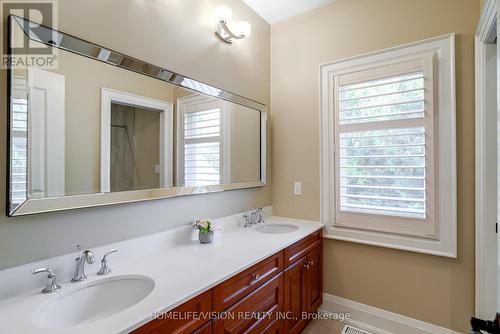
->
[154, 165, 161, 174]
[293, 182, 302, 196]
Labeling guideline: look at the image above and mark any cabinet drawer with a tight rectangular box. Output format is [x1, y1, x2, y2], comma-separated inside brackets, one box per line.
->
[262, 319, 283, 333]
[213, 252, 283, 311]
[192, 321, 213, 334]
[284, 231, 322, 267]
[132, 290, 212, 334]
[214, 273, 284, 334]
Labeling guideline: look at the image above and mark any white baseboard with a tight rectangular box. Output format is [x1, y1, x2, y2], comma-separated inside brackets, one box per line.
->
[320, 293, 462, 334]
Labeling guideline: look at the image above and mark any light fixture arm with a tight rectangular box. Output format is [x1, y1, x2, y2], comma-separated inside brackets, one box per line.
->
[215, 20, 246, 44]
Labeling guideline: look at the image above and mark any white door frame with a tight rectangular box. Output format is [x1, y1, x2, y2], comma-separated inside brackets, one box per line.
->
[100, 88, 173, 193]
[28, 68, 66, 198]
[475, 0, 498, 319]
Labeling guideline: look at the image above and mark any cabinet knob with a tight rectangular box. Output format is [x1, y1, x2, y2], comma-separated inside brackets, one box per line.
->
[303, 260, 314, 270]
[252, 273, 261, 281]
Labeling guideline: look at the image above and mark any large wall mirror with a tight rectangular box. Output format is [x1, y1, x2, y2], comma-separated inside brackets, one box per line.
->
[7, 15, 266, 216]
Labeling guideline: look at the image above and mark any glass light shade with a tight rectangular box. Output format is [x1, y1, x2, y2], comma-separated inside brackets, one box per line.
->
[215, 5, 233, 22]
[233, 21, 251, 38]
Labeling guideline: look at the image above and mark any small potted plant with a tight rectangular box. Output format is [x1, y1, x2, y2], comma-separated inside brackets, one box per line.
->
[193, 219, 215, 244]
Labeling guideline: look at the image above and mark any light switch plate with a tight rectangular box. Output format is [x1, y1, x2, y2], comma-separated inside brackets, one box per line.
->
[294, 182, 302, 196]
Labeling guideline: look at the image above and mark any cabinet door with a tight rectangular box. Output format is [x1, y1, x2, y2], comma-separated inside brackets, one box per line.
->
[283, 257, 308, 334]
[306, 247, 322, 313]
[214, 273, 283, 334]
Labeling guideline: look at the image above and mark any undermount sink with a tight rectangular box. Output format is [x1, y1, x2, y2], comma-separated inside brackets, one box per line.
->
[255, 224, 299, 234]
[32, 275, 155, 329]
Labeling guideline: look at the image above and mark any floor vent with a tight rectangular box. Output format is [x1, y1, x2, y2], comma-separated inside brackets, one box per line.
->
[342, 325, 374, 334]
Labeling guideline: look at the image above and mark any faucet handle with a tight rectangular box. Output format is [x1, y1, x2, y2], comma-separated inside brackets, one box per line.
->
[32, 267, 54, 276]
[75, 244, 82, 258]
[97, 249, 118, 276]
[257, 208, 264, 223]
[102, 249, 117, 262]
[32, 267, 61, 294]
[243, 213, 251, 227]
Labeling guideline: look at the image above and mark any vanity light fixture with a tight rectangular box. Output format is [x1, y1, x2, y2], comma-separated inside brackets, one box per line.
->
[214, 5, 251, 44]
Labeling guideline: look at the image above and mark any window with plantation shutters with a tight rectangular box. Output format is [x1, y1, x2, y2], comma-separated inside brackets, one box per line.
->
[177, 95, 226, 187]
[321, 34, 456, 257]
[333, 56, 435, 236]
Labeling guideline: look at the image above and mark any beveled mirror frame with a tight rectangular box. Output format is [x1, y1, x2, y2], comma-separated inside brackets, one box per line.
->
[6, 15, 267, 216]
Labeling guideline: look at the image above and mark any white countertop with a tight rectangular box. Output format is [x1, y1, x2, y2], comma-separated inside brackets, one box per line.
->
[0, 216, 323, 334]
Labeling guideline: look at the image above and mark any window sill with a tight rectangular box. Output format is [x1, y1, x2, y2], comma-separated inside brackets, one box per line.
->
[323, 225, 457, 258]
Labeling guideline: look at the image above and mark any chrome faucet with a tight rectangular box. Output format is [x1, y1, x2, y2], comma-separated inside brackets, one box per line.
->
[243, 208, 265, 227]
[71, 245, 95, 282]
[97, 249, 118, 276]
[32, 267, 61, 294]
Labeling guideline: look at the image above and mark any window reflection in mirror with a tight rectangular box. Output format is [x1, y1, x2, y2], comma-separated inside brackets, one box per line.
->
[178, 96, 223, 187]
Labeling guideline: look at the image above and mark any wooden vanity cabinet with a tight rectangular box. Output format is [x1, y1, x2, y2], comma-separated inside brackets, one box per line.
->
[132, 230, 322, 334]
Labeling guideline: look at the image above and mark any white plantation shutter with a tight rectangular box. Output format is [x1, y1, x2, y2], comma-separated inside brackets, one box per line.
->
[10, 96, 28, 205]
[181, 101, 223, 187]
[334, 56, 435, 236]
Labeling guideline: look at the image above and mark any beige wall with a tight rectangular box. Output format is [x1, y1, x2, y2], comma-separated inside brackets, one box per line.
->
[133, 107, 161, 190]
[230, 104, 261, 182]
[271, 0, 478, 332]
[0, 0, 270, 269]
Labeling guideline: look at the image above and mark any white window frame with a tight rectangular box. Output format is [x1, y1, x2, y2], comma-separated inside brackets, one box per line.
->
[176, 95, 231, 187]
[320, 34, 457, 258]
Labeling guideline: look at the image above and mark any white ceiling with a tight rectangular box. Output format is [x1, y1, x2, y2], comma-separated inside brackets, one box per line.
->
[242, 0, 334, 24]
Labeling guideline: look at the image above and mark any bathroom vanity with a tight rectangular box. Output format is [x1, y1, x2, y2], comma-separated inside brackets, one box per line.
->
[0, 215, 323, 334]
[133, 230, 322, 334]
